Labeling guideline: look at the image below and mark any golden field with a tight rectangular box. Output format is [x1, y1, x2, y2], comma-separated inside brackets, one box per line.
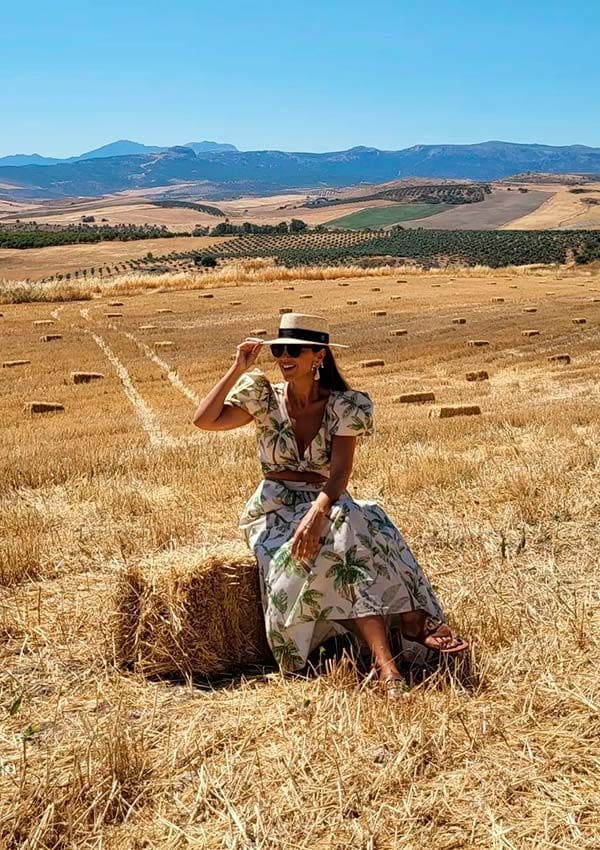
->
[1, 261, 600, 848]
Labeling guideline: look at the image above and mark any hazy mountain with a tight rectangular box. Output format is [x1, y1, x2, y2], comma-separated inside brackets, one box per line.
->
[0, 139, 238, 167]
[0, 141, 598, 199]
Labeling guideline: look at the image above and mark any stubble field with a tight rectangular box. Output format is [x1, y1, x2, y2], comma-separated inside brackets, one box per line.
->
[1, 262, 600, 848]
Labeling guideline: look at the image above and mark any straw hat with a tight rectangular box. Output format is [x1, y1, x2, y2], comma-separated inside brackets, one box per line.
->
[255, 313, 349, 348]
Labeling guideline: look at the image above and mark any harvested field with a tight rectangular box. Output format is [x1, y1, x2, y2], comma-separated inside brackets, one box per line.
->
[400, 187, 551, 230]
[2, 263, 600, 848]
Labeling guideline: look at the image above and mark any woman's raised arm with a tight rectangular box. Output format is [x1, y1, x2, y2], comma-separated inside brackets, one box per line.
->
[192, 339, 263, 431]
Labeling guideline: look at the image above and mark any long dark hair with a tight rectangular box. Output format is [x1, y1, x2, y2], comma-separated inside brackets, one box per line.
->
[311, 345, 351, 391]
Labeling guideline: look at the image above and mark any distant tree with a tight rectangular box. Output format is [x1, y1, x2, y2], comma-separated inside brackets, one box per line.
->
[289, 219, 307, 232]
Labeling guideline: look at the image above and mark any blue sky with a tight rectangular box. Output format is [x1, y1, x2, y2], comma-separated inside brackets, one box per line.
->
[2, 0, 599, 157]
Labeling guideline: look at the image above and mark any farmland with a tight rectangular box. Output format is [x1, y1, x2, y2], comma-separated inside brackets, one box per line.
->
[1, 261, 600, 847]
[325, 203, 452, 229]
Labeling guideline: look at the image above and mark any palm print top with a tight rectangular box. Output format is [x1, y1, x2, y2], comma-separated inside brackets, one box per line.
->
[224, 368, 374, 476]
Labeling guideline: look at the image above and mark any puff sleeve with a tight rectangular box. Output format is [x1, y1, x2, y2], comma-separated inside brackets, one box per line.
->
[224, 368, 271, 421]
[331, 390, 375, 438]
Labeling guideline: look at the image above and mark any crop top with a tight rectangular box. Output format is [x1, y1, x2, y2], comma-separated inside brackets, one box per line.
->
[224, 368, 374, 476]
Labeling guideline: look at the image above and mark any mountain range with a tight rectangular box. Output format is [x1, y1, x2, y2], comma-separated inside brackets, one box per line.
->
[0, 140, 599, 200]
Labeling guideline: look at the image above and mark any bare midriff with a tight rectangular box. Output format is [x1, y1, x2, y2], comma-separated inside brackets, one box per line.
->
[264, 470, 329, 484]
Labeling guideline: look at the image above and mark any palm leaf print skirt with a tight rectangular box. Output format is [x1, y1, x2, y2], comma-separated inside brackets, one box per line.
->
[239, 479, 445, 672]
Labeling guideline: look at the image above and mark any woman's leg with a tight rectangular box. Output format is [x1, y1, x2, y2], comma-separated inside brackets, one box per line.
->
[336, 615, 402, 680]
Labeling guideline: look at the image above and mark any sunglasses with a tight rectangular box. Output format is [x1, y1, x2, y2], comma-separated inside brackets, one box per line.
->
[270, 343, 322, 358]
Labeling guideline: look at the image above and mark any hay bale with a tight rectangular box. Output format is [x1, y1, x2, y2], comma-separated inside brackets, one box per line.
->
[3, 359, 30, 368]
[390, 295, 402, 301]
[523, 307, 537, 313]
[279, 308, 292, 314]
[522, 329, 540, 337]
[337, 283, 349, 287]
[199, 293, 214, 299]
[572, 317, 587, 324]
[40, 334, 62, 342]
[548, 354, 571, 365]
[431, 284, 441, 288]
[509, 285, 519, 289]
[466, 370, 489, 381]
[371, 310, 387, 316]
[105, 313, 123, 318]
[467, 340, 489, 347]
[72, 371, 105, 384]
[492, 297, 504, 303]
[33, 319, 54, 326]
[139, 324, 158, 330]
[591, 298, 600, 303]
[155, 340, 175, 350]
[347, 300, 358, 305]
[24, 401, 64, 415]
[157, 308, 173, 313]
[299, 294, 313, 299]
[396, 279, 407, 283]
[250, 328, 267, 336]
[230, 301, 242, 305]
[108, 301, 124, 306]
[545, 291, 556, 295]
[392, 392, 435, 404]
[429, 405, 481, 419]
[111, 550, 272, 677]
[359, 359, 385, 368]
[371, 287, 381, 291]
[452, 318, 466, 324]
[389, 329, 407, 336]
[283, 286, 295, 290]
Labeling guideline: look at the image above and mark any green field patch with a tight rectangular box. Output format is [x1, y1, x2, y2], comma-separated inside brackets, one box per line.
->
[325, 203, 452, 230]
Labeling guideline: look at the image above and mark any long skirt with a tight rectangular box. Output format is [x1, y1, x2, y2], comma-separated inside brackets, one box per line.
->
[239, 478, 445, 672]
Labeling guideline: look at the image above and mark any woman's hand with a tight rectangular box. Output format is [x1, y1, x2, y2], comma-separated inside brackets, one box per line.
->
[291, 507, 329, 564]
[234, 338, 264, 373]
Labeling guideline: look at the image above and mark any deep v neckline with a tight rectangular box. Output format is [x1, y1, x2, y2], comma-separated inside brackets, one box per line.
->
[280, 384, 333, 461]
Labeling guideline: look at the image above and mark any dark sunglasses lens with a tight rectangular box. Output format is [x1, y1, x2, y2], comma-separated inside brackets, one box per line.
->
[270, 343, 304, 358]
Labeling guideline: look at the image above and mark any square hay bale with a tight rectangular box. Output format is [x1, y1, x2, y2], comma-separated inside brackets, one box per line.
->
[545, 291, 556, 295]
[371, 287, 381, 291]
[72, 371, 105, 384]
[572, 317, 587, 324]
[492, 297, 505, 302]
[108, 301, 124, 306]
[283, 286, 295, 290]
[279, 308, 292, 314]
[33, 319, 54, 326]
[157, 309, 173, 313]
[199, 293, 214, 299]
[105, 313, 123, 318]
[299, 294, 313, 299]
[523, 307, 537, 313]
[396, 279, 407, 283]
[467, 340, 489, 347]
[431, 284, 441, 288]
[24, 401, 65, 415]
[466, 370, 489, 381]
[522, 329, 540, 337]
[155, 340, 175, 350]
[358, 359, 385, 368]
[230, 301, 242, 305]
[390, 295, 402, 300]
[429, 405, 481, 419]
[548, 354, 571, 365]
[371, 310, 387, 316]
[509, 285, 519, 289]
[452, 318, 466, 324]
[389, 328, 407, 336]
[3, 359, 31, 368]
[336, 283, 349, 287]
[110, 548, 272, 677]
[392, 392, 435, 404]
[139, 324, 158, 330]
[347, 300, 358, 305]
[591, 298, 600, 303]
[250, 328, 267, 336]
[40, 334, 62, 342]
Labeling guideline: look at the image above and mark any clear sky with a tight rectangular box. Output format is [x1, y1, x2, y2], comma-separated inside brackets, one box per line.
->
[2, 0, 599, 157]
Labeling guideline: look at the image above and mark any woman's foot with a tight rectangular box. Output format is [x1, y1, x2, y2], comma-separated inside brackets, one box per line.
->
[400, 612, 468, 654]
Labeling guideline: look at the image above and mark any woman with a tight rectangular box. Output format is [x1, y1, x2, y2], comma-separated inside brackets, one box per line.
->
[193, 313, 468, 696]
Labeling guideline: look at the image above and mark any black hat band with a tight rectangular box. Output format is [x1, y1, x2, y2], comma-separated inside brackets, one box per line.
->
[279, 327, 329, 344]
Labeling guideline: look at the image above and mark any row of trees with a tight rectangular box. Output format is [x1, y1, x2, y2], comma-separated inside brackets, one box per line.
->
[0, 223, 190, 250]
[209, 219, 308, 236]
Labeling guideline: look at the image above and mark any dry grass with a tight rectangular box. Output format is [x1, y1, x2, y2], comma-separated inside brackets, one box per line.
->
[1, 263, 600, 848]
